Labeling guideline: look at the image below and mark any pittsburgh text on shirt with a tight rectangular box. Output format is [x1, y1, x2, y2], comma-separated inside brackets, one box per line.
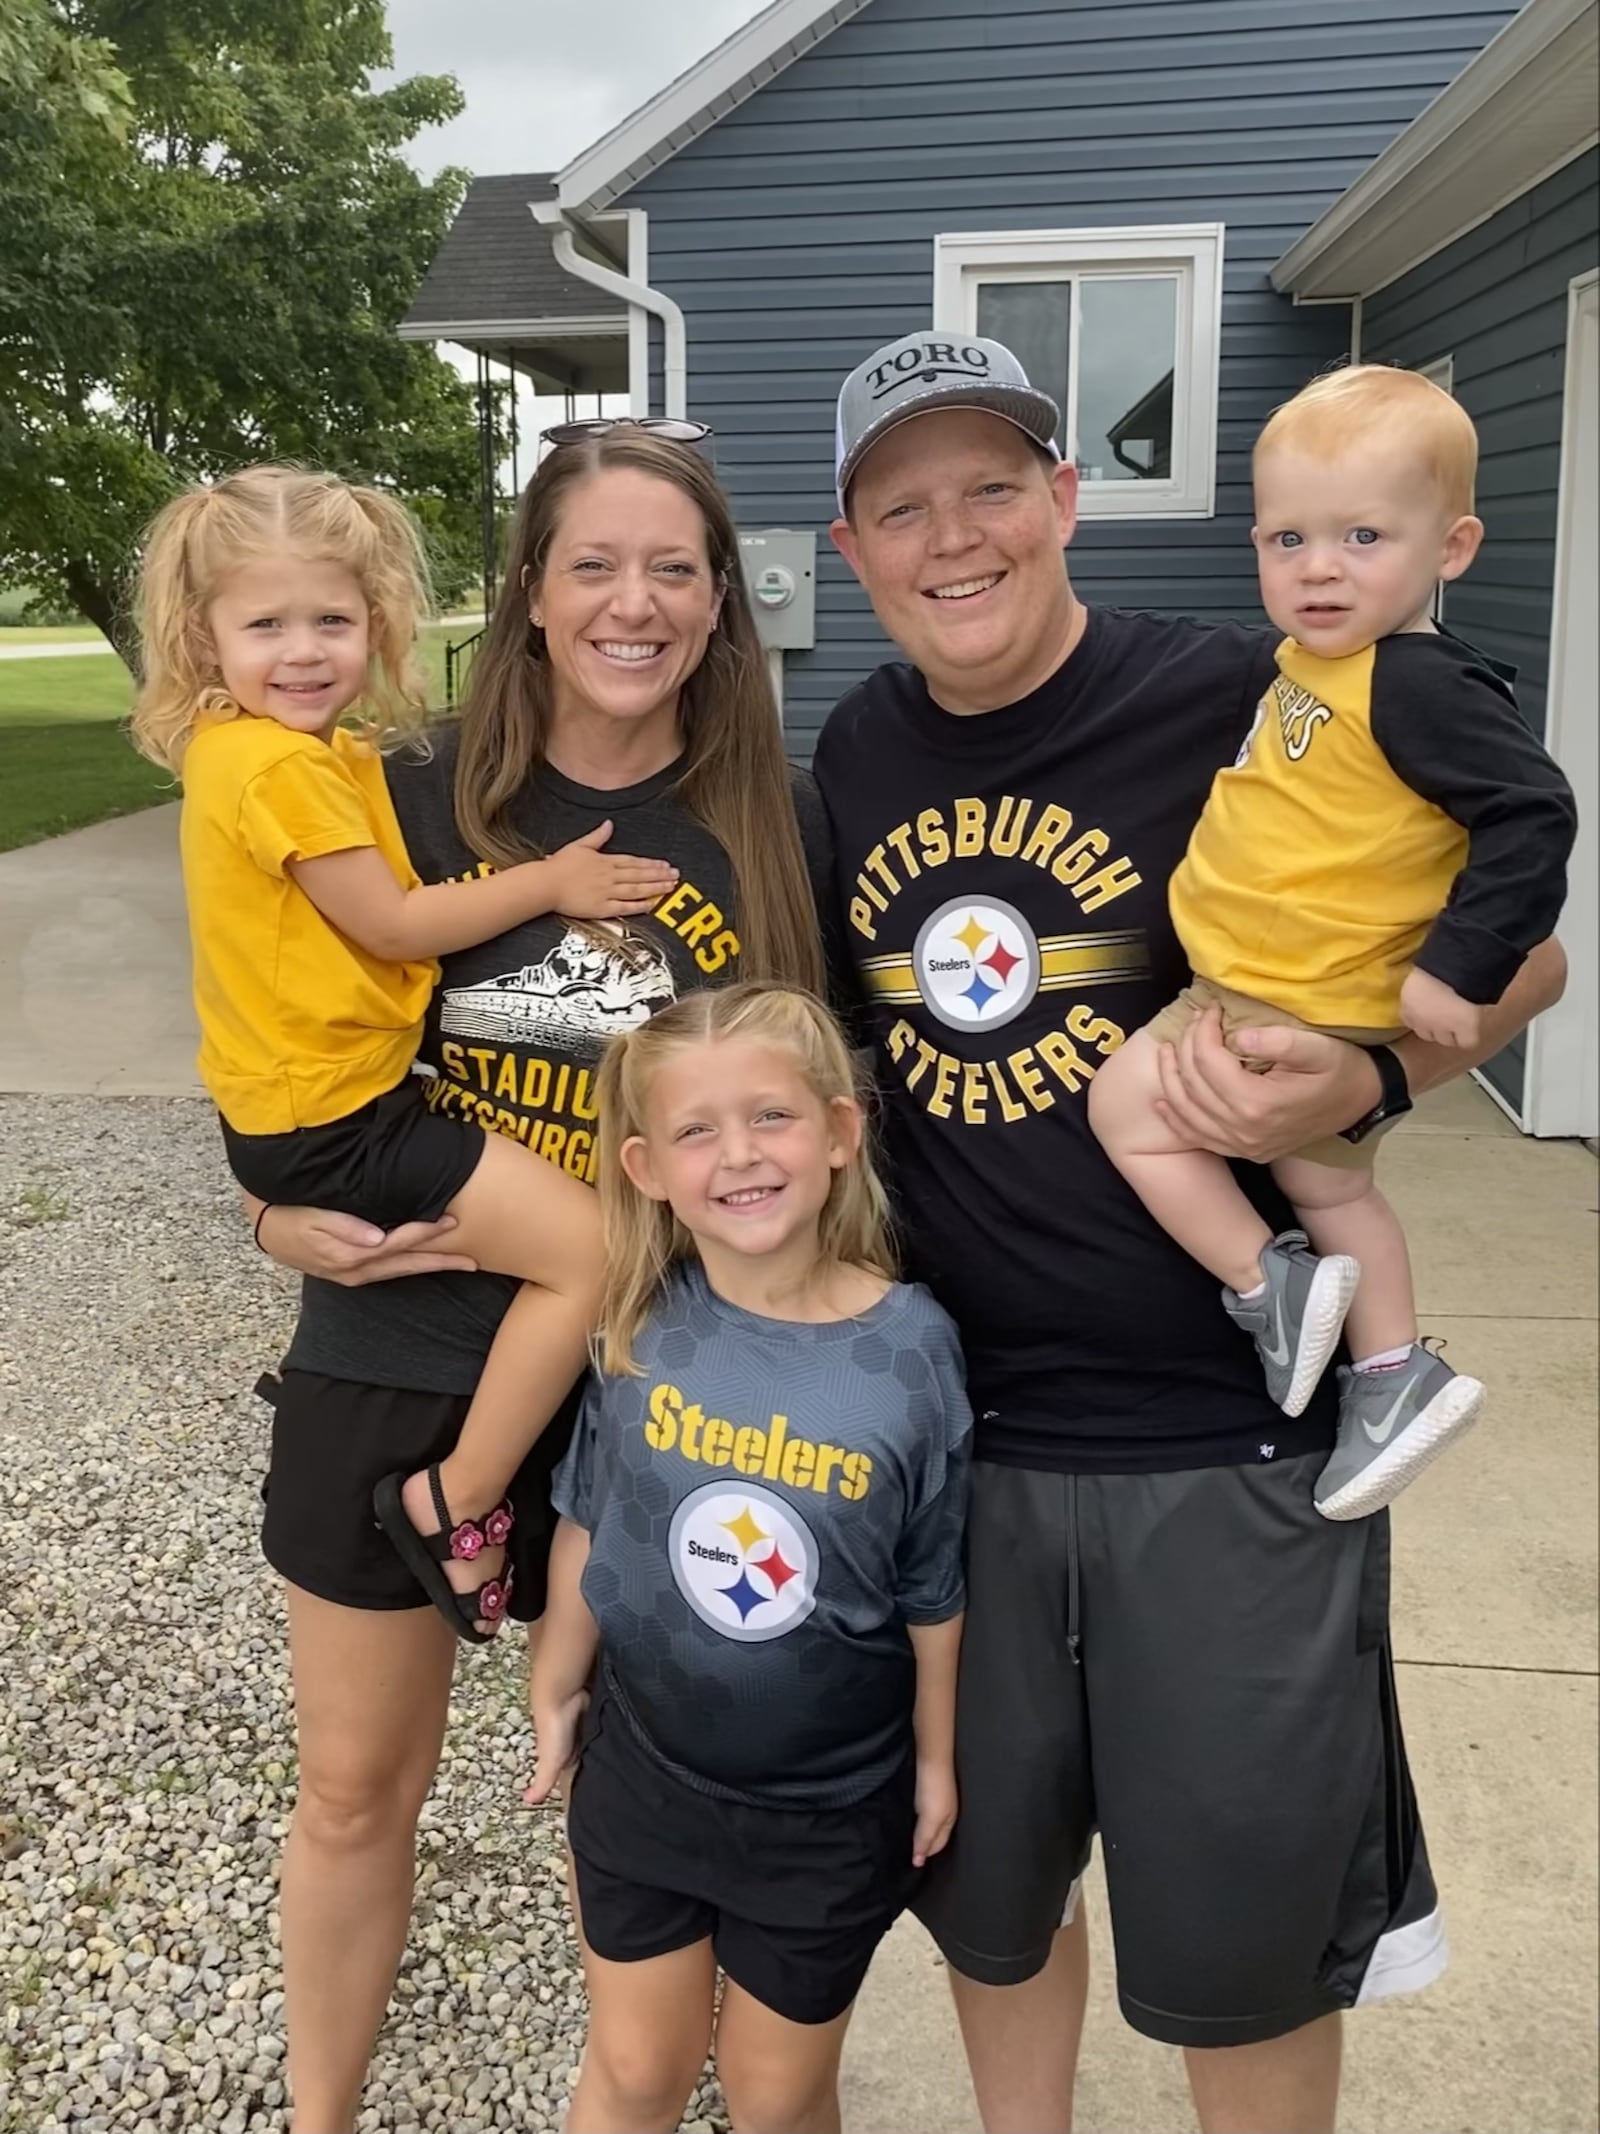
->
[846, 794, 1142, 942]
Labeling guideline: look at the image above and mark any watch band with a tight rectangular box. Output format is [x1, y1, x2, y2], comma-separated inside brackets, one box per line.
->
[1339, 1042, 1414, 1145]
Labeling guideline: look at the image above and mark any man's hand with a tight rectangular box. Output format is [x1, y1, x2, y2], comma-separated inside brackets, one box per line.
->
[1152, 1006, 1381, 1165]
[912, 1758, 958, 1868]
[1400, 968, 1483, 1049]
[525, 1689, 589, 1808]
[255, 1204, 479, 1284]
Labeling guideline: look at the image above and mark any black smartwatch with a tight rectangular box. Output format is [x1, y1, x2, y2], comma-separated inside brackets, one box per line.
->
[1339, 1042, 1413, 1144]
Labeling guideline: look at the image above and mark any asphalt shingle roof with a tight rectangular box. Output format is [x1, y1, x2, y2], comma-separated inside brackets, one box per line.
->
[401, 174, 626, 331]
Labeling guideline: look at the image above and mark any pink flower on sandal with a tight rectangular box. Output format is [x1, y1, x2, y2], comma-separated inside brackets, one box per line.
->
[450, 1522, 485, 1562]
[483, 1506, 513, 1547]
[477, 1579, 509, 1624]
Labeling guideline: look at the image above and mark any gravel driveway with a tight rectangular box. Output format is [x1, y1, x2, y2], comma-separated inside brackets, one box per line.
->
[0, 1095, 725, 2134]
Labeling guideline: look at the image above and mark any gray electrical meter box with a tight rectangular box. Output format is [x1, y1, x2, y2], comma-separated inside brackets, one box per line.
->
[738, 529, 817, 651]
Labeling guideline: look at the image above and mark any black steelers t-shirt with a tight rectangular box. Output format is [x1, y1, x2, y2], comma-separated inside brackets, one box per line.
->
[286, 727, 825, 1395]
[814, 605, 1340, 1474]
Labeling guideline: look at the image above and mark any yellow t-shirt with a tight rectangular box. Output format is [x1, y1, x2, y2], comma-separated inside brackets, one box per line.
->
[179, 716, 438, 1134]
[1169, 639, 1467, 1029]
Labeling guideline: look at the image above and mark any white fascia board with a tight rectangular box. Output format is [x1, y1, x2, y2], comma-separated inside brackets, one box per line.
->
[396, 317, 626, 343]
[1272, 0, 1600, 300]
[555, 0, 872, 216]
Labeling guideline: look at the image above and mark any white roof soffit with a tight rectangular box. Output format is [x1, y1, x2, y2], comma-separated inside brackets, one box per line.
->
[555, 0, 873, 216]
[395, 316, 624, 343]
[1272, 0, 1600, 301]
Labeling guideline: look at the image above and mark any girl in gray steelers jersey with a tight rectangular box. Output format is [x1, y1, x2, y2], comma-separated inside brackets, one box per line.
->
[529, 984, 971, 2134]
[248, 428, 826, 2134]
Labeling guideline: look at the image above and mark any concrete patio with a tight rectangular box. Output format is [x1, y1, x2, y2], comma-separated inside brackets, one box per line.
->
[843, 1078, 1600, 2134]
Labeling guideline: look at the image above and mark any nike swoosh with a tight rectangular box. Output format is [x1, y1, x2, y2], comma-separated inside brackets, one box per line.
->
[1260, 1305, 1292, 1369]
[1362, 1384, 1414, 1446]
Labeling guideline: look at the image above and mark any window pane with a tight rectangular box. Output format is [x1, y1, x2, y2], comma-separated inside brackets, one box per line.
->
[1077, 277, 1178, 482]
[975, 281, 1070, 453]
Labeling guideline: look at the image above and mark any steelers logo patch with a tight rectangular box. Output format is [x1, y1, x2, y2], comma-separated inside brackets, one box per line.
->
[667, 1484, 820, 1644]
[913, 896, 1041, 1032]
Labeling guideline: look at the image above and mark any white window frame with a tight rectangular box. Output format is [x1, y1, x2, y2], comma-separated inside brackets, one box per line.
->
[932, 223, 1225, 520]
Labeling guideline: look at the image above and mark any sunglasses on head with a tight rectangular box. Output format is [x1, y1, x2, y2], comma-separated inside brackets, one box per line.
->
[538, 416, 713, 450]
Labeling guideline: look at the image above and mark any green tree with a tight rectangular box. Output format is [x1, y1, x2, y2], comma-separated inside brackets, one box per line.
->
[0, 0, 483, 662]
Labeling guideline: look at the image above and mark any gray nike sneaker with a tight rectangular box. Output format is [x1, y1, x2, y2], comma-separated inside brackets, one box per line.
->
[1315, 1342, 1485, 1521]
[1222, 1230, 1360, 1417]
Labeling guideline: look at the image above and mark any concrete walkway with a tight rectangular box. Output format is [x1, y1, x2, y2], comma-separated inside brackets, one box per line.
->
[842, 1079, 1599, 2134]
[0, 615, 487, 661]
[0, 804, 198, 1095]
[0, 638, 118, 659]
[2, 808, 1594, 2131]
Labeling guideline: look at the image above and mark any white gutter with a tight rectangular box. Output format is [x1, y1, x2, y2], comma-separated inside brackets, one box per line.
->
[530, 200, 687, 419]
[1271, 0, 1598, 298]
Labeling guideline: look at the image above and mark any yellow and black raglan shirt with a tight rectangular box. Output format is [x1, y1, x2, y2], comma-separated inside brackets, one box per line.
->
[554, 1267, 971, 1807]
[287, 724, 830, 1396]
[1172, 632, 1577, 1027]
[813, 607, 1328, 1474]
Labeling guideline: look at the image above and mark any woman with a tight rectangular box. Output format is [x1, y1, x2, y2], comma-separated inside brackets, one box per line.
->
[249, 420, 828, 2133]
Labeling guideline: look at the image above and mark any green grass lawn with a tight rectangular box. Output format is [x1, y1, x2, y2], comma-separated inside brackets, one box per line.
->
[0, 723, 175, 852]
[0, 652, 161, 852]
[0, 624, 473, 853]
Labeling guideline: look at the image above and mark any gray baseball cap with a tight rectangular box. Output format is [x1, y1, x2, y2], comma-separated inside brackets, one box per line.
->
[834, 331, 1062, 510]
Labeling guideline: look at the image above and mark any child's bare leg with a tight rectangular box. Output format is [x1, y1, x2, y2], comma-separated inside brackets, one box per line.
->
[396, 1136, 604, 1621]
[566, 1883, 715, 2134]
[1089, 1030, 1272, 1291]
[1273, 1154, 1416, 1360]
[716, 1981, 855, 2134]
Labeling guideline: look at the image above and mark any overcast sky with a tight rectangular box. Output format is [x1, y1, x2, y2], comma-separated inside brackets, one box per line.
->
[383, 0, 771, 180]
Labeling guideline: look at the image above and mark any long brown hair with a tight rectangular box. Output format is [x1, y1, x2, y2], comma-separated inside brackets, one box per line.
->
[453, 432, 823, 994]
[131, 465, 431, 772]
[595, 983, 895, 1375]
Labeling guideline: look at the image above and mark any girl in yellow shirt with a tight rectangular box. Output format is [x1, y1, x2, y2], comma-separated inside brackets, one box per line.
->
[133, 465, 681, 1638]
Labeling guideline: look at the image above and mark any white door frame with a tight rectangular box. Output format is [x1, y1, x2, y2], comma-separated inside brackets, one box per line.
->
[1524, 267, 1599, 1138]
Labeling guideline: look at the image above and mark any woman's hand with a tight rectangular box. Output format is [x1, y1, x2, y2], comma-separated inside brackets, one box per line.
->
[254, 1202, 479, 1284]
[1152, 1007, 1381, 1166]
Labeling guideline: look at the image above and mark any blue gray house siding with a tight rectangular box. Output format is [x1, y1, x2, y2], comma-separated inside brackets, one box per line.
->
[1361, 144, 1598, 1113]
[622, 0, 1517, 758]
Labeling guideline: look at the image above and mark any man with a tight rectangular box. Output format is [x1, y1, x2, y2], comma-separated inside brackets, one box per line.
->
[812, 332, 1566, 2134]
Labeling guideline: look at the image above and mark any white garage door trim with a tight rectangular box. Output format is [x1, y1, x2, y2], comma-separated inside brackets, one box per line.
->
[1525, 268, 1599, 1139]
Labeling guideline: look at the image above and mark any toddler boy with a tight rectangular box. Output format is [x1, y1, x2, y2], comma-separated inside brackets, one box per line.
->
[1089, 364, 1577, 1518]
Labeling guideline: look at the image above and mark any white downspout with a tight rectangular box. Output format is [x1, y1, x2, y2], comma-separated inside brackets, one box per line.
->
[530, 200, 687, 419]
[529, 200, 789, 728]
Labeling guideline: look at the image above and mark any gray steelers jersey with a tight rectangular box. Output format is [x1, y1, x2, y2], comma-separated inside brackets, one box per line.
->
[554, 1266, 971, 1807]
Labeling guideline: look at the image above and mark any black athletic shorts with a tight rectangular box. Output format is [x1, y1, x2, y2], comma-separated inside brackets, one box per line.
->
[914, 1453, 1445, 2050]
[568, 1676, 917, 2027]
[258, 1368, 577, 1621]
[221, 1077, 486, 1228]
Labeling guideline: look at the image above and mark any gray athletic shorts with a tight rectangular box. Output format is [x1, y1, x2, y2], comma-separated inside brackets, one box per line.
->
[913, 1453, 1445, 2049]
